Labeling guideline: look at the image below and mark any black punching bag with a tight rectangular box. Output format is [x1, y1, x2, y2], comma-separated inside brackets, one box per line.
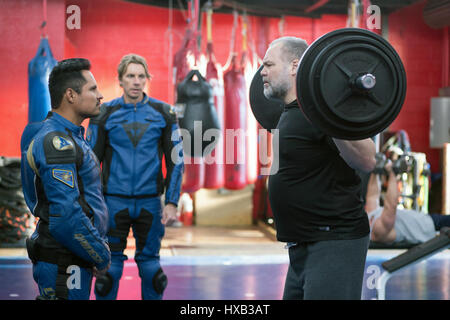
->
[176, 69, 221, 158]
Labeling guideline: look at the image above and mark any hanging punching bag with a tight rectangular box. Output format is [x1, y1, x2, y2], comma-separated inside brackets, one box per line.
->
[28, 37, 57, 123]
[204, 7, 225, 189]
[223, 55, 247, 190]
[173, 0, 205, 193]
[174, 30, 205, 193]
[176, 69, 221, 158]
[240, 15, 258, 185]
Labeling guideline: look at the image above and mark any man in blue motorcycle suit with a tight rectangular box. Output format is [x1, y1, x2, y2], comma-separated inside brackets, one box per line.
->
[87, 54, 184, 300]
[21, 58, 111, 300]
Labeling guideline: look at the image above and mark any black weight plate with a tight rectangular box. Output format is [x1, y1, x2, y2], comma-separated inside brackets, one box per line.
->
[297, 28, 406, 140]
[319, 43, 397, 123]
[249, 65, 284, 131]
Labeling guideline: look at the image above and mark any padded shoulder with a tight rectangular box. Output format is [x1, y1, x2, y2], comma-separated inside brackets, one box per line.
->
[21, 122, 45, 152]
[148, 100, 177, 123]
[42, 131, 77, 164]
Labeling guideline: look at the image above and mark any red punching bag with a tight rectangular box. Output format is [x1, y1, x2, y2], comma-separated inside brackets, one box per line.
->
[173, 1, 204, 193]
[241, 15, 258, 185]
[223, 54, 247, 190]
[204, 7, 225, 189]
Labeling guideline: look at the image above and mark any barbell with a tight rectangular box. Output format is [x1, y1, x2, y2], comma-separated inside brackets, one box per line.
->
[249, 28, 407, 140]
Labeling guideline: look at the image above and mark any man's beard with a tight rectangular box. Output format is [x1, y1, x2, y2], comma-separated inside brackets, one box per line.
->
[263, 80, 290, 101]
[80, 105, 101, 119]
[80, 112, 98, 119]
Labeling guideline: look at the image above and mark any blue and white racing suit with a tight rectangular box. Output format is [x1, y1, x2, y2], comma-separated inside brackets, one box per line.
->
[87, 93, 183, 300]
[21, 112, 111, 300]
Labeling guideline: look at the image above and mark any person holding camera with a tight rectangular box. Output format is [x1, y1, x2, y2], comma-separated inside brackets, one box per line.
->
[365, 160, 450, 244]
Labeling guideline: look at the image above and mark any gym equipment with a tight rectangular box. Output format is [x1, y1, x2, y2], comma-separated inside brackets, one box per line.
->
[241, 14, 258, 186]
[376, 227, 450, 300]
[173, 0, 205, 193]
[250, 28, 406, 140]
[224, 55, 248, 190]
[378, 131, 430, 212]
[176, 69, 221, 158]
[28, 38, 57, 123]
[204, 5, 225, 189]
[0, 157, 31, 246]
[223, 10, 248, 190]
[373, 152, 414, 176]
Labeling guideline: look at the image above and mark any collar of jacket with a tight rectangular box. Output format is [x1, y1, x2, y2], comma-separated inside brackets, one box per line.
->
[47, 111, 85, 137]
[118, 92, 150, 109]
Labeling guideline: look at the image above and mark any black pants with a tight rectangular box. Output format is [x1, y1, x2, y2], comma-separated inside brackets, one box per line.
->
[283, 235, 370, 300]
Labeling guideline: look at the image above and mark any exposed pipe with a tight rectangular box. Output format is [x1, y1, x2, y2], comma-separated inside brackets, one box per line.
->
[215, 0, 285, 17]
[305, 0, 329, 14]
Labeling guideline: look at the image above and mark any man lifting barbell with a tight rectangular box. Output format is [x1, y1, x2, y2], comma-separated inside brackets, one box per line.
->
[259, 35, 376, 300]
[251, 29, 406, 299]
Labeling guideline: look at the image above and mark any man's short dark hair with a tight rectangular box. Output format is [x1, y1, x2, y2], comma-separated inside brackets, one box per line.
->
[48, 58, 91, 109]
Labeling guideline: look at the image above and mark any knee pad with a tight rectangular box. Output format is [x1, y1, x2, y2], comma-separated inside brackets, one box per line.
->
[137, 259, 166, 299]
[94, 272, 113, 297]
[94, 257, 125, 300]
[152, 268, 168, 295]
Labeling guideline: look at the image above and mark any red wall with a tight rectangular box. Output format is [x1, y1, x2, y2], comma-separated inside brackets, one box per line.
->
[0, 0, 347, 158]
[0, 0, 446, 175]
[388, 0, 445, 172]
[0, 0, 65, 157]
[64, 0, 186, 106]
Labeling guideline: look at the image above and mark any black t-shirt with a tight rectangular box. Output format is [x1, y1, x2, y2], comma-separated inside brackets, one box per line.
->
[268, 100, 370, 243]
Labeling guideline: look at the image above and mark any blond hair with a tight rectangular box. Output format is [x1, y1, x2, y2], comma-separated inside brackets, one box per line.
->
[117, 54, 151, 80]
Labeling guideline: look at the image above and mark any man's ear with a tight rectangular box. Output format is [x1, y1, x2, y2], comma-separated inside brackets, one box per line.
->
[291, 59, 299, 76]
[64, 88, 76, 104]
